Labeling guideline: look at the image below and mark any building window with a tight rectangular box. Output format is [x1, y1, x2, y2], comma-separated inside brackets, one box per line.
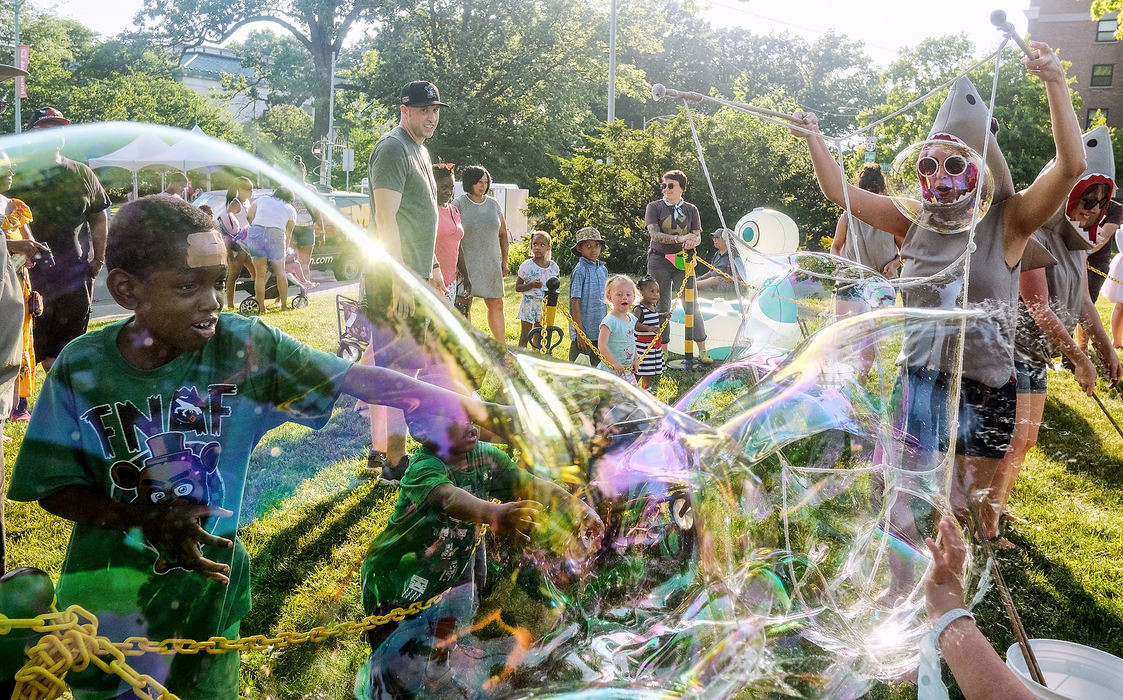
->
[1087, 108, 1109, 128]
[1091, 64, 1114, 87]
[1097, 18, 1118, 42]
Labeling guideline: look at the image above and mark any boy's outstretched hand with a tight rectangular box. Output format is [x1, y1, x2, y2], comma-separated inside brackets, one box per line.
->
[491, 500, 542, 541]
[139, 503, 235, 584]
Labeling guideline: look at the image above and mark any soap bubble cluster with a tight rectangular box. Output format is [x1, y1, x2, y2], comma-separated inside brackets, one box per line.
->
[0, 123, 979, 700]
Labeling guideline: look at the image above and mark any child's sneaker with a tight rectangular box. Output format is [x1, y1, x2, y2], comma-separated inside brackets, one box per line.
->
[698, 350, 715, 365]
[366, 452, 408, 485]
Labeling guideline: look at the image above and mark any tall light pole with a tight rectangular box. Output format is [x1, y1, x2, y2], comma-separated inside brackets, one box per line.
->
[607, 0, 616, 124]
[13, 0, 21, 133]
[323, 51, 336, 188]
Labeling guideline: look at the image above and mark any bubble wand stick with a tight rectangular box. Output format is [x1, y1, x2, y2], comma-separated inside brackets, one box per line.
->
[1090, 392, 1123, 442]
[967, 500, 1047, 687]
[990, 10, 1035, 58]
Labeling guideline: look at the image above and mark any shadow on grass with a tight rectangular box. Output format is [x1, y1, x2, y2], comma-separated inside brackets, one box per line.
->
[242, 481, 382, 633]
[1036, 395, 1123, 489]
[977, 534, 1123, 658]
[241, 395, 370, 523]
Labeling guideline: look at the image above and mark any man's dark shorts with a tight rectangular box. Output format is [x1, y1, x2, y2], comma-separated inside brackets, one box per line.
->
[902, 367, 1016, 459]
[292, 225, 316, 248]
[360, 273, 430, 373]
[1014, 360, 1048, 395]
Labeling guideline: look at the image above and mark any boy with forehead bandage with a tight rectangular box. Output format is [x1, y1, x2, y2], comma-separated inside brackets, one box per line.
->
[8, 196, 498, 699]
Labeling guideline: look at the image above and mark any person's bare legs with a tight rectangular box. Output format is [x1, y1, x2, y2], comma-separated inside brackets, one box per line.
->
[271, 259, 288, 309]
[1112, 303, 1123, 348]
[953, 454, 1001, 540]
[251, 257, 270, 312]
[297, 245, 315, 287]
[988, 392, 1043, 538]
[484, 297, 505, 342]
[225, 263, 240, 310]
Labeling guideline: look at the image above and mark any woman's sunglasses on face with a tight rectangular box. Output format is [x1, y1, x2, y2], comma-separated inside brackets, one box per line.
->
[917, 154, 968, 178]
[660, 182, 678, 190]
[1080, 195, 1110, 211]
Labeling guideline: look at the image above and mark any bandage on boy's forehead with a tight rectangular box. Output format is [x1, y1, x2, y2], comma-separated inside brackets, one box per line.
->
[185, 230, 227, 268]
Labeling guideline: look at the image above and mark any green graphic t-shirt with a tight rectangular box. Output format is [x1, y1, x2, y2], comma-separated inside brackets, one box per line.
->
[9, 314, 351, 654]
[360, 443, 523, 612]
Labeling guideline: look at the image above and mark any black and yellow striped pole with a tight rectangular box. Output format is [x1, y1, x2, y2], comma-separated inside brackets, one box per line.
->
[667, 249, 698, 370]
[529, 276, 564, 354]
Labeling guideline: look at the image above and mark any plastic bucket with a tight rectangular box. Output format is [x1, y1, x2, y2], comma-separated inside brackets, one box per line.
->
[1005, 639, 1123, 700]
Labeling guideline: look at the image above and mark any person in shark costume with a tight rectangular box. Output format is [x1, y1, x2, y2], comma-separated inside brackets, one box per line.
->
[987, 126, 1122, 543]
[789, 40, 1086, 544]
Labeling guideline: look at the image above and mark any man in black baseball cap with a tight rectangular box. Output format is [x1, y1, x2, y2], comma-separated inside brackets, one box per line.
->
[399, 80, 449, 109]
[360, 80, 449, 482]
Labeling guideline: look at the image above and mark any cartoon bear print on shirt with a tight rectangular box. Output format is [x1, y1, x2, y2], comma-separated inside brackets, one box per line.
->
[110, 431, 223, 574]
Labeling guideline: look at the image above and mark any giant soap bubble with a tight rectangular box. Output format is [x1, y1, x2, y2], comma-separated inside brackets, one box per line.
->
[0, 122, 977, 700]
[886, 138, 994, 234]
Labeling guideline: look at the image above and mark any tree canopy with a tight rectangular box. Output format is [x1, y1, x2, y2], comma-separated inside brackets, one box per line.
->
[137, 0, 384, 139]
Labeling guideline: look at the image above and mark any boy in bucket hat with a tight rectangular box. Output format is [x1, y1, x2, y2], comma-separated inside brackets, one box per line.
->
[568, 226, 608, 365]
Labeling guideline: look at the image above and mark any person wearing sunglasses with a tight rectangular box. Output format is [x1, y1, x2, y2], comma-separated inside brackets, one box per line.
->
[790, 42, 1085, 555]
[988, 126, 1122, 546]
[644, 170, 714, 364]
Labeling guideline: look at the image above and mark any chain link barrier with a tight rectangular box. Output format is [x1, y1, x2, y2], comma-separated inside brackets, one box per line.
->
[4, 522, 497, 698]
[1088, 263, 1123, 287]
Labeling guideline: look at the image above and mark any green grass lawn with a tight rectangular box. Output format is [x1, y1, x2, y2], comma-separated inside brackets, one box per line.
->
[4, 279, 1123, 699]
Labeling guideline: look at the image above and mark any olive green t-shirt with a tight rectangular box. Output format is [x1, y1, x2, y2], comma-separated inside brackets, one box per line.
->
[367, 125, 438, 277]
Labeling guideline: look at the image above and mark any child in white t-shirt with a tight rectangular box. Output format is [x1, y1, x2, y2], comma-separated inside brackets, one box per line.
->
[515, 231, 560, 348]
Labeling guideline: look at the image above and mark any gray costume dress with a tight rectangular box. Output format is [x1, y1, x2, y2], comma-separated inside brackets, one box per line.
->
[842, 216, 899, 272]
[900, 199, 1019, 388]
[454, 193, 504, 299]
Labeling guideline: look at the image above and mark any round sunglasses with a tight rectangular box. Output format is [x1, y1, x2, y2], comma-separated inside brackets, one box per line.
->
[917, 154, 968, 178]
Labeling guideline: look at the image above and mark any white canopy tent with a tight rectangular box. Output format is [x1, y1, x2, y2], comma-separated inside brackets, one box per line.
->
[88, 126, 262, 197]
[152, 125, 259, 190]
[87, 133, 176, 199]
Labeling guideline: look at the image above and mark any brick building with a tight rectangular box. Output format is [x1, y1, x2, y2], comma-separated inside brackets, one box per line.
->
[1026, 0, 1123, 128]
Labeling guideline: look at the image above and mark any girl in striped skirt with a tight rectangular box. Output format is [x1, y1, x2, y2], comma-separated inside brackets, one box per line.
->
[634, 275, 666, 392]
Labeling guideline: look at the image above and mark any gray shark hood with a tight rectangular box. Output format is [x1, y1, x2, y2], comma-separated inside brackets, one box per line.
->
[1037, 126, 1116, 249]
[926, 76, 1015, 203]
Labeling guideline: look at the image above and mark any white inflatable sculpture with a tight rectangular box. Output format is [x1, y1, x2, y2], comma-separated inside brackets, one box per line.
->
[669, 208, 800, 360]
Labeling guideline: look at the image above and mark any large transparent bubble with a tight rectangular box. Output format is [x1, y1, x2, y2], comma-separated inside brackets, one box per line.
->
[886, 139, 994, 234]
[0, 123, 981, 700]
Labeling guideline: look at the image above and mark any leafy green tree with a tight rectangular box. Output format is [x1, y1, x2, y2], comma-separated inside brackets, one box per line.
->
[529, 108, 837, 273]
[1091, 0, 1123, 38]
[253, 104, 316, 172]
[137, 0, 383, 140]
[222, 30, 318, 111]
[341, 0, 610, 189]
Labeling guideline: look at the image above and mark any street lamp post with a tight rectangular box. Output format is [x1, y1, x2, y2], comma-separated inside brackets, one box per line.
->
[607, 0, 616, 124]
[13, 0, 21, 133]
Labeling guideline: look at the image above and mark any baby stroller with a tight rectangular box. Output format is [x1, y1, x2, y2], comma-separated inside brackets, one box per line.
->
[236, 270, 309, 315]
[335, 295, 370, 362]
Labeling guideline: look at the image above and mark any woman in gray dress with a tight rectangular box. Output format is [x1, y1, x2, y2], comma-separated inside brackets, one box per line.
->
[454, 165, 509, 342]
